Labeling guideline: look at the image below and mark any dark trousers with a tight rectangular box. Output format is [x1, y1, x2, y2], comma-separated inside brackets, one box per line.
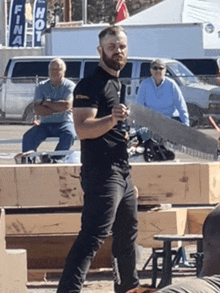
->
[57, 164, 139, 293]
[22, 122, 75, 161]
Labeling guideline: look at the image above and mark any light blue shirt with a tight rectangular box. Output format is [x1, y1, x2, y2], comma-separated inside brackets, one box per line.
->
[34, 78, 75, 123]
[136, 76, 189, 126]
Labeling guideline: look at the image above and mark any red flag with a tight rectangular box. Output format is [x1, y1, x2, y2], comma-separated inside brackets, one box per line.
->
[116, 0, 129, 22]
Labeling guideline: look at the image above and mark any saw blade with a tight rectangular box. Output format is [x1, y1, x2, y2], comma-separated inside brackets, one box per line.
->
[128, 102, 218, 160]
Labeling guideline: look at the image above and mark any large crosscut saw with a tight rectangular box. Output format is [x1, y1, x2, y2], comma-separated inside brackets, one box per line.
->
[128, 102, 218, 161]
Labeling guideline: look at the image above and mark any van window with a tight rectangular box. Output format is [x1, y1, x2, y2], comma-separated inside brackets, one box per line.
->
[178, 59, 219, 75]
[140, 63, 151, 78]
[65, 61, 81, 79]
[84, 61, 99, 78]
[83, 61, 132, 79]
[167, 61, 198, 85]
[11, 60, 81, 83]
[120, 62, 132, 78]
[11, 61, 49, 83]
[12, 61, 49, 79]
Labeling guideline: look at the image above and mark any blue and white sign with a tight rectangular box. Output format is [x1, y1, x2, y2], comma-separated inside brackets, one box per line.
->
[33, 0, 47, 47]
[8, 0, 26, 47]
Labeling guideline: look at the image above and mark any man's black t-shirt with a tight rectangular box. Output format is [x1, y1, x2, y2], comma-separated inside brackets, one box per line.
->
[73, 66, 128, 167]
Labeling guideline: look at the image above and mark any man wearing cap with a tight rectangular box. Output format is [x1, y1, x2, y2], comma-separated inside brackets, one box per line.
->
[136, 59, 189, 126]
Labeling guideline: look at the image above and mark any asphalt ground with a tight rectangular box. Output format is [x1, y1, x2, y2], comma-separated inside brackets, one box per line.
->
[0, 124, 219, 164]
[0, 124, 81, 164]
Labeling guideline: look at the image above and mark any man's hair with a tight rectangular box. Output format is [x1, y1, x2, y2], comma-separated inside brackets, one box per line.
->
[98, 25, 127, 46]
[49, 58, 66, 72]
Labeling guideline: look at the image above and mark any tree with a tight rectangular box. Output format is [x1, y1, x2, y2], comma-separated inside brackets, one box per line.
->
[47, 0, 165, 26]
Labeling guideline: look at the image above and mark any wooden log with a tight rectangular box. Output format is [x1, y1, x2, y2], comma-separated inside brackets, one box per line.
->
[137, 208, 188, 248]
[0, 209, 6, 292]
[5, 249, 27, 292]
[5, 212, 112, 274]
[5, 208, 187, 274]
[6, 234, 112, 272]
[0, 209, 27, 292]
[1, 162, 220, 207]
[6, 213, 82, 235]
[187, 207, 214, 234]
[5, 206, 214, 275]
[7, 208, 214, 246]
[208, 163, 220, 202]
[6, 208, 187, 248]
[0, 165, 83, 207]
[131, 163, 208, 205]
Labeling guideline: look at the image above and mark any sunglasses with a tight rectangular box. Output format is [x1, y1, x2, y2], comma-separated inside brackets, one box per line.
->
[151, 66, 165, 71]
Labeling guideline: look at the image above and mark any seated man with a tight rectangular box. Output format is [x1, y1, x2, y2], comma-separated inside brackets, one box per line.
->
[22, 58, 76, 163]
[136, 59, 189, 127]
[127, 204, 220, 293]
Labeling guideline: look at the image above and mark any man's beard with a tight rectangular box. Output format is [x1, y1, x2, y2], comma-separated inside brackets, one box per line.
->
[102, 50, 127, 71]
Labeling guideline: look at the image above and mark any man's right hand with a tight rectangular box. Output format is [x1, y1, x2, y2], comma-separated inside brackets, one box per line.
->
[112, 103, 130, 124]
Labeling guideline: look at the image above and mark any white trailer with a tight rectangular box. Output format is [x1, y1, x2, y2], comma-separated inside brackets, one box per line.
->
[43, 22, 220, 59]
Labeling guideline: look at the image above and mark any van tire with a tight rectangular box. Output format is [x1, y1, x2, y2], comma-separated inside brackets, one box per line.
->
[23, 103, 35, 122]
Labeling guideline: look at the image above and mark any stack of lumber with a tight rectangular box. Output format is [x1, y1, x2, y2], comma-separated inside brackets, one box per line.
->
[1, 162, 219, 280]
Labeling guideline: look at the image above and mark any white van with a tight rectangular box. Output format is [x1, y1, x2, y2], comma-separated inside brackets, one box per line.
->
[1, 55, 220, 125]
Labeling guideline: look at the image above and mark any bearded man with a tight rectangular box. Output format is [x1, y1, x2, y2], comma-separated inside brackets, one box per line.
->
[57, 25, 140, 293]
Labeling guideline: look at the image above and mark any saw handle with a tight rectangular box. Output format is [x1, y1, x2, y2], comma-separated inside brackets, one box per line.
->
[209, 116, 220, 132]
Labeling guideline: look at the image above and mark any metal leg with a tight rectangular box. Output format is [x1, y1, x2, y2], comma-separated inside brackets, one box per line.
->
[142, 248, 163, 287]
[142, 252, 153, 271]
[142, 248, 166, 288]
[152, 251, 158, 288]
[196, 240, 204, 276]
[197, 239, 203, 253]
[158, 241, 172, 288]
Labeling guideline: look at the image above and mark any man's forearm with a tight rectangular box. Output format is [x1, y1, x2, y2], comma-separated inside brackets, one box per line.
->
[74, 104, 128, 140]
[34, 104, 55, 116]
[75, 115, 116, 140]
[43, 100, 72, 113]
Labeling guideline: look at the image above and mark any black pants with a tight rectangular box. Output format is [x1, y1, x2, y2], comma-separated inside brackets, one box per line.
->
[57, 164, 139, 293]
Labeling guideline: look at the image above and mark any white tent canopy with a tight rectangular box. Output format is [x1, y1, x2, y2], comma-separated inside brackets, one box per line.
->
[120, 0, 220, 25]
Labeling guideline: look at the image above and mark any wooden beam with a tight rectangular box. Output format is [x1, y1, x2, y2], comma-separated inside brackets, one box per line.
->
[6, 234, 112, 273]
[187, 207, 214, 234]
[137, 208, 188, 248]
[1, 163, 220, 208]
[6, 208, 188, 248]
[1, 209, 27, 292]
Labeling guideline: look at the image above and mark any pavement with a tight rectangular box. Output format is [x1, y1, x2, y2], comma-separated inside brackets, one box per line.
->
[0, 124, 219, 165]
[0, 124, 81, 165]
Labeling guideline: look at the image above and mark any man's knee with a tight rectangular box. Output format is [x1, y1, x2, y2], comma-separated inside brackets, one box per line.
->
[22, 127, 35, 146]
[60, 130, 75, 144]
[22, 126, 45, 152]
